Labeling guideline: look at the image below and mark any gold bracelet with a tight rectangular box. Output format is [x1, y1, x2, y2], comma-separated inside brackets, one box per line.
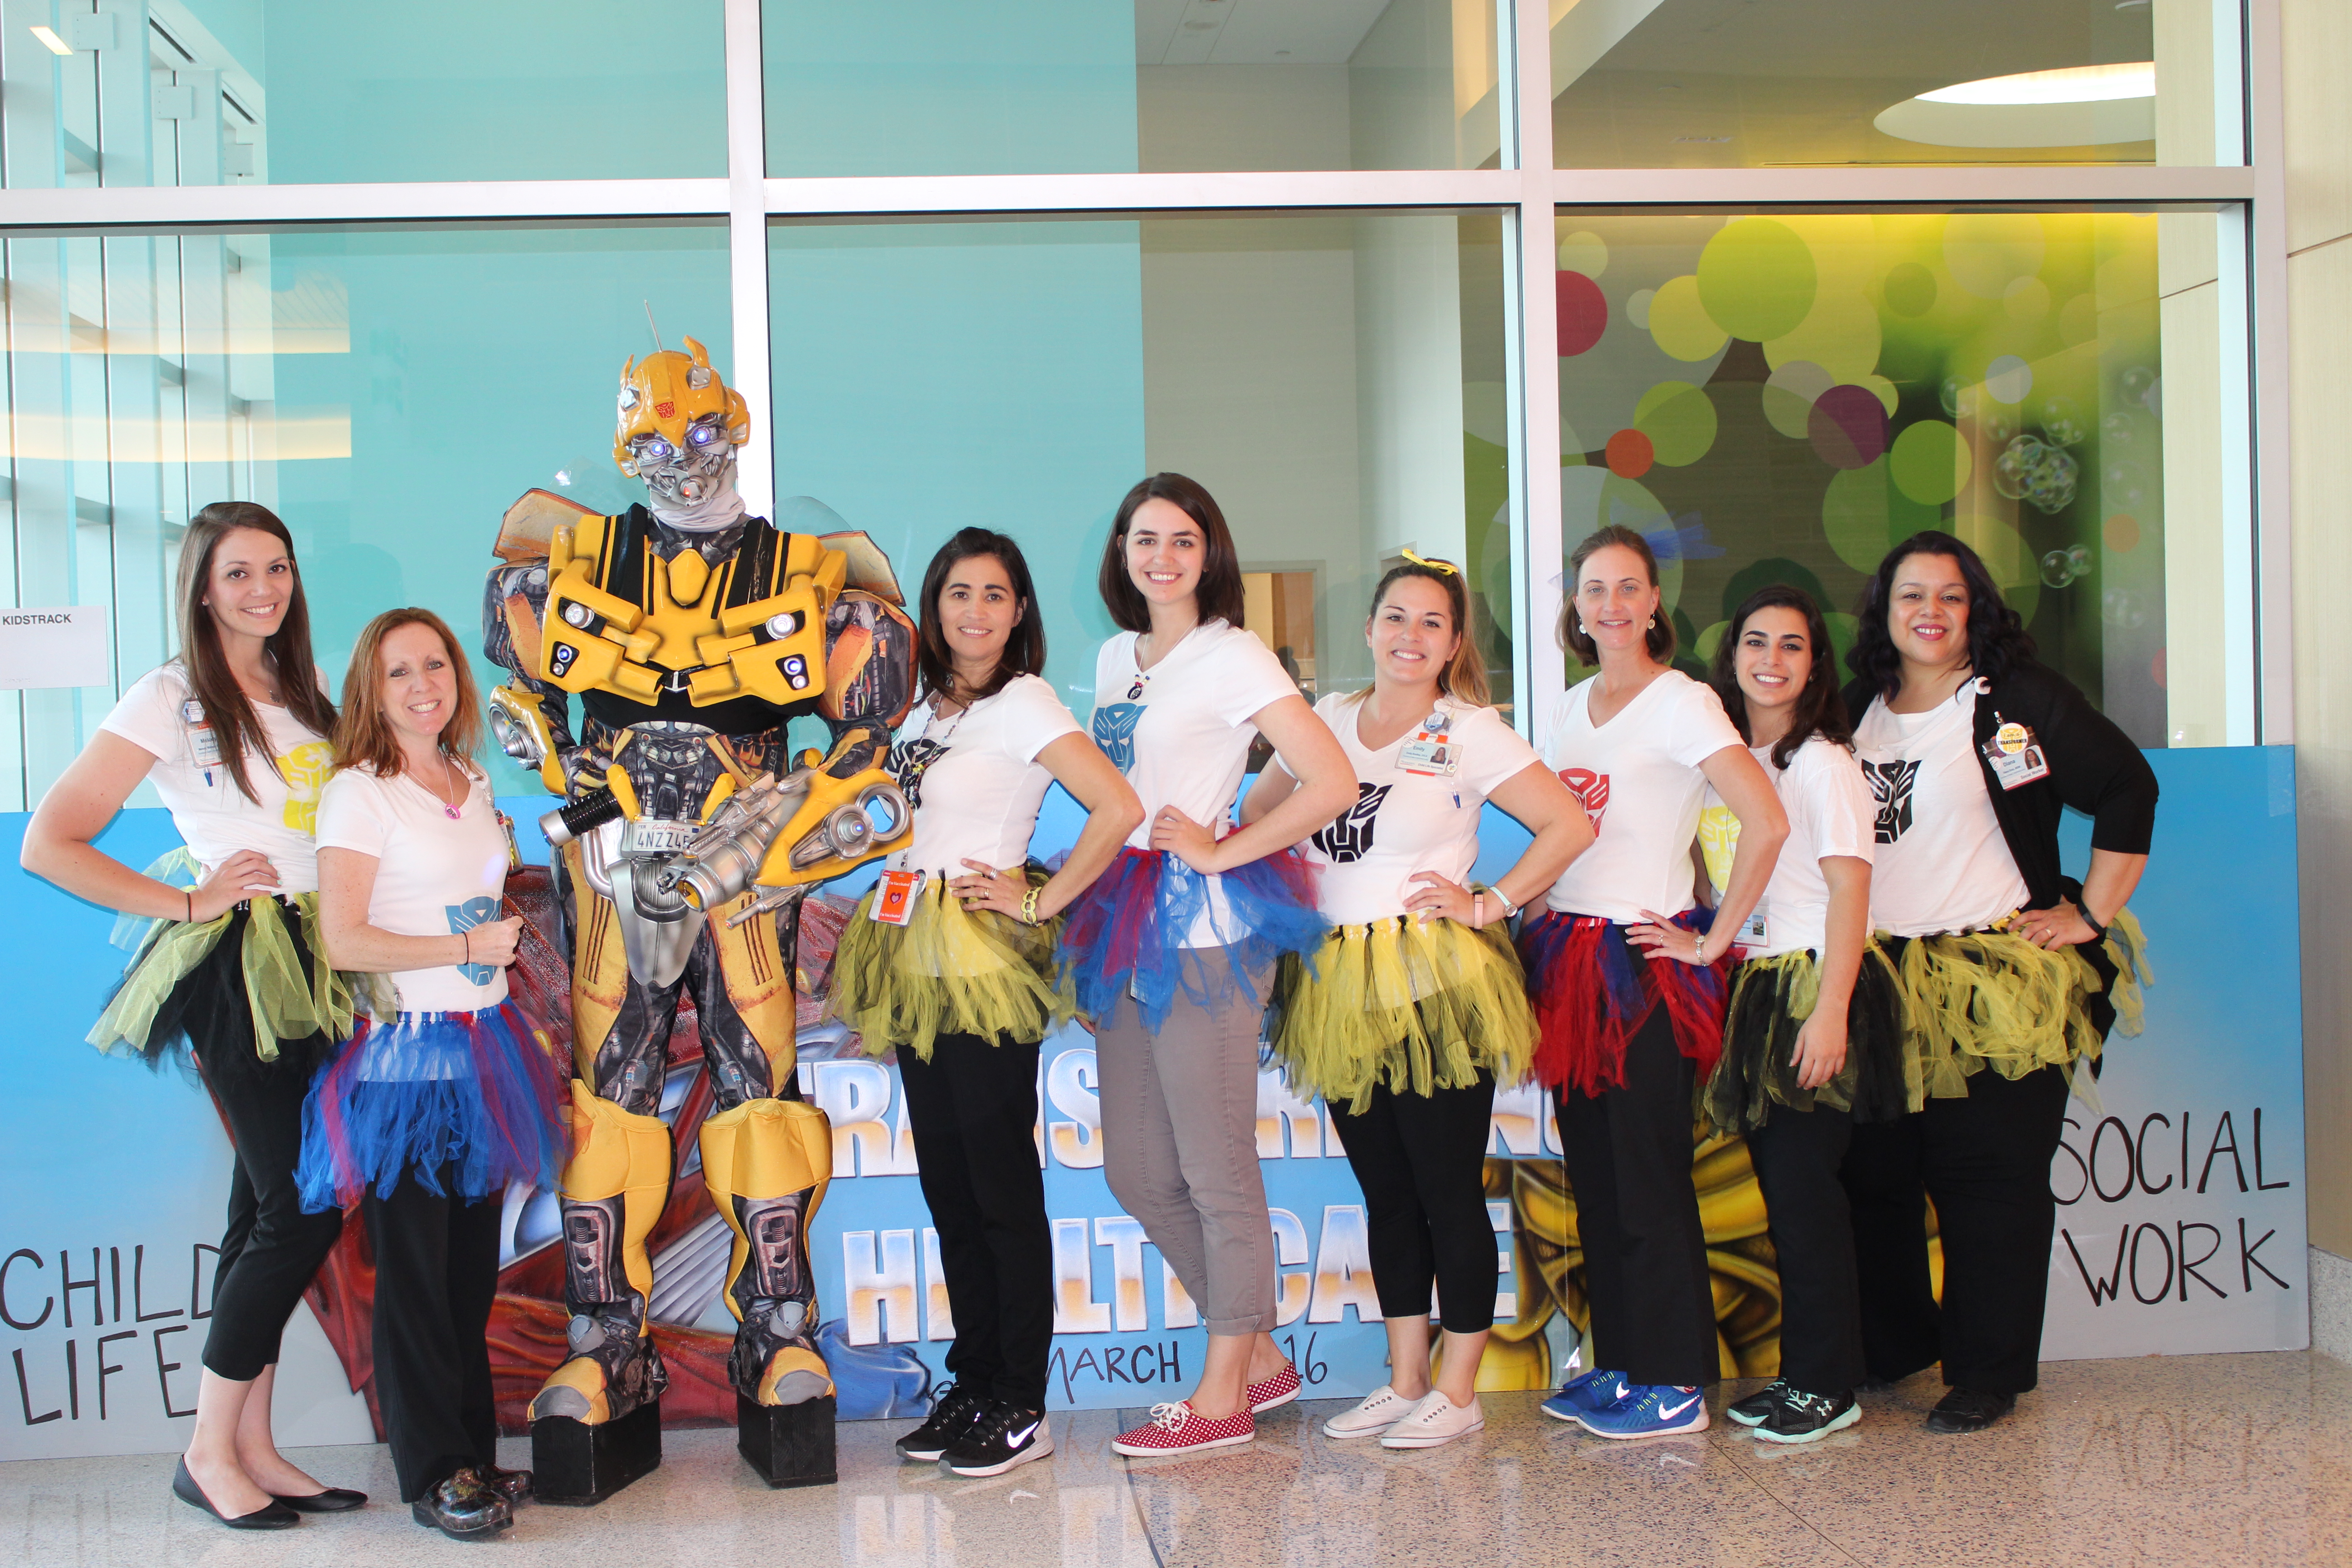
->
[1021, 886, 1043, 926]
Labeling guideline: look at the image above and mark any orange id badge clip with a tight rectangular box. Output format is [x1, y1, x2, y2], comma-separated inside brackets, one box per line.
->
[872, 869, 926, 925]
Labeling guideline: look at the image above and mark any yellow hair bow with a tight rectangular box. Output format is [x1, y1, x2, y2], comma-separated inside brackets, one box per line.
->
[1400, 547, 1459, 576]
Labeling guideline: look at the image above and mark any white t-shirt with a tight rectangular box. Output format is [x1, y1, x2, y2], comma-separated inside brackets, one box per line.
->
[1852, 686, 2030, 936]
[1297, 692, 1542, 926]
[1089, 619, 1302, 947]
[886, 674, 1081, 879]
[1699, 737, 1875, 959]
[1540, 669, 1743, 924]
[315, 761, 511, 1014]
[98, 663, 336, 894]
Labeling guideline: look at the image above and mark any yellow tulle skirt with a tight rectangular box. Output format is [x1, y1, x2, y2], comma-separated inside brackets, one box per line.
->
[1267, 913, 1539, 1115]
[1894, 908, 2150, 1100]
[828, 869, 1074, 1062]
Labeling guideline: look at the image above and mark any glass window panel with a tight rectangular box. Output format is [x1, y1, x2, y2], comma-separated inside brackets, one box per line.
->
[1550, 0, 2243, 168]
[0, 1, 725, 190]
[761, 0, 1504, 176]
[0, 220, 729, 808]
[768, 209, 1515, 721]
[1548, 208, 2243, 748]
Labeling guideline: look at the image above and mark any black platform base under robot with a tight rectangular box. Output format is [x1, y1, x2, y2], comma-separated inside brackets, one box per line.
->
[532, 1397, 663, 1505]
[736, 1393, 837, 1488]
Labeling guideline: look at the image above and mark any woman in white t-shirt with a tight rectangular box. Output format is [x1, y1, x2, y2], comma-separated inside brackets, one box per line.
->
[294, 609, 564, 1542]
[1059, 475, 1355, 1459]
[22, 503, 364, 1529]
[1693, 586, 1905, 1446]
[1839, 531, 2156, 1436]
[1519, 525, 1787, 1441]
[828, 529, 1139, 1480]
[1246, 554, 1590, 1451]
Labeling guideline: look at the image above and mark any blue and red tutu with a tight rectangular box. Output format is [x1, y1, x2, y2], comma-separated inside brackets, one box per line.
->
[296, 998, 568, 1210]
[1058, 846, 1326, 1031]
[1515, 909, 1728, 1097]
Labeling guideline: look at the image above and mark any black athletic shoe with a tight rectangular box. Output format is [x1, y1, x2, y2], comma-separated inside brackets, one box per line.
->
[1754, 1387, 1861, 1445]
[896, 1383, 990, 1461]
[1926, 1387, 2015, 1434]
[941, 1401, 1053, 1478]
[1725, 1379, 1788, 1428]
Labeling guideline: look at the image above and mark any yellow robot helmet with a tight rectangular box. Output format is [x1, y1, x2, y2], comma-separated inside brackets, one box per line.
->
[613, 335, 752, 476]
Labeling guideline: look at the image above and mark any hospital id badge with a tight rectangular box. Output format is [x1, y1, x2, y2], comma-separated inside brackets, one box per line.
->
[184, 700, 221, 767]
[1399, 730, 1458, 777]
[1983, 720, 2051, 790]
[1737, 901, 1769, 948]
[871, 869, 926, 925]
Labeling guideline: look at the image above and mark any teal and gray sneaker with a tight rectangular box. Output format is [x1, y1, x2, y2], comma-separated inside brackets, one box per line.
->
[1753, 1387, 1860, 1445]
[1575, 1384, 1709, 1439]
[1541, 1367, 1628, 1423]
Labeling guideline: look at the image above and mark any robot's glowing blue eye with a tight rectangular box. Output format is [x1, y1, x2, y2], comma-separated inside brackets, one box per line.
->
[632, 435, 676, 462]
[686, 422, 726, 448]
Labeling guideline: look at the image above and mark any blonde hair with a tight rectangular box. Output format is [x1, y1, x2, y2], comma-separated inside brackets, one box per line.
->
[333, 608, 483, 777]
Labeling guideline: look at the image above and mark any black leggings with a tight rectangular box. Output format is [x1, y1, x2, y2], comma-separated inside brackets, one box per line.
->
[896, 1034, 1053, 1410]
[201, 1051, 345, 1382]
[1556, 1004, 1719, 1387]
[366, 1168, 502, 1500]
[1330, 1072, 1499, 1334]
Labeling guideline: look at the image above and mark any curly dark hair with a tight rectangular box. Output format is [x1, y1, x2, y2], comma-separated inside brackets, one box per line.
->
[1847, 529, 2038, 700]
[1710, 584, 1852, 769]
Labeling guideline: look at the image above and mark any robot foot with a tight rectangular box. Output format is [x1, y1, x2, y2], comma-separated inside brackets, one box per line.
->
[528, 1313, 669, 1424]
[731, 1300, 837, 1407]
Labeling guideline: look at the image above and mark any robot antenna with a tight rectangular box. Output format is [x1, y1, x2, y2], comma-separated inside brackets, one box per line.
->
[643, 300, 665, 353]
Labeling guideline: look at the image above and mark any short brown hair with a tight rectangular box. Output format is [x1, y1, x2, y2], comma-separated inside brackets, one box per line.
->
[1096, 473, 1247, 634]
[1558, 524, 1675, 665]
[334, 608, 483, 778]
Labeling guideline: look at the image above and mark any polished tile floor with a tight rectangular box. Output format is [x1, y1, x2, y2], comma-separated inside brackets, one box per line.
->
[6, 1353, 2347, 1567]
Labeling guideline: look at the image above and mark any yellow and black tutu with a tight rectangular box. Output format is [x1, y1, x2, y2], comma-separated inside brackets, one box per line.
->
[829, 867, 1075, 1061]
[1703, 944, 1912, 1133]
[1266, 913, 1538, 1115]
[92, 883, 368, 1079]
[1889, 908, 2150, 1101]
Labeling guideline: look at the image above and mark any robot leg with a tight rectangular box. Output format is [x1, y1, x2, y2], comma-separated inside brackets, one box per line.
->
[529, 1082, 675, 1423]
[698, 1097, 835, 1406]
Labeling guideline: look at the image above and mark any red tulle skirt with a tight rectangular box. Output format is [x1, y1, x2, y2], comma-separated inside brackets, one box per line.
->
[1514, 909, 1729, 1097]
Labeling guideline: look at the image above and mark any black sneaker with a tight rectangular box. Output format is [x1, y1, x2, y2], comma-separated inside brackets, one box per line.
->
[896, 1383, 990, 1461]
[1753, 1387, 1861, 1445]
[940, 1401, 1053, 1478]
[1725, 1378, 1788, 1428]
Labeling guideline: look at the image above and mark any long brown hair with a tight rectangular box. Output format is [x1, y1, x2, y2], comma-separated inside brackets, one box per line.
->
[333, 608, 483, 778]
[1709, 584, 1852, 769]
[1097, 473, 1247, 633]
[914, 528, 1047, 706]
[1350, 556, 1490, 707]
[173, 502, 335, 804]
[1558, 524, 1675, 665]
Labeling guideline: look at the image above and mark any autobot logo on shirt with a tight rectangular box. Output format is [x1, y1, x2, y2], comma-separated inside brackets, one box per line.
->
[1862, 759, 1921, 844]
[1310, 783, 1391, 864]
[447, 896, 501, 987]
[887, 737, 948, 811]
[1561, 769, 1610, 831]
[1093, 702, 1142, 773]
[278, 742, 335, 834]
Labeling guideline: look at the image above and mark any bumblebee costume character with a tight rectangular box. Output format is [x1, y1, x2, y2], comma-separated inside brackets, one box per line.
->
[482, 337, 915, 1463]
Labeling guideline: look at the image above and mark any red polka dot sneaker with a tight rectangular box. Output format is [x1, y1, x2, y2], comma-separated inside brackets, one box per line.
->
[1246, 1362, 1301, 1414]
[1110, 1401, 1257, 1457]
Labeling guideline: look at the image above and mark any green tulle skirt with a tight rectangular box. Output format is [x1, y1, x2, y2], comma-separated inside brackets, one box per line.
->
[827, 869, 1074, 1062]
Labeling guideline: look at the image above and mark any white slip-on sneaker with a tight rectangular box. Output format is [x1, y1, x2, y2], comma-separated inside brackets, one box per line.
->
[1321, 1385, 1418, 1440]
[1379, 1390, 1485, 1450]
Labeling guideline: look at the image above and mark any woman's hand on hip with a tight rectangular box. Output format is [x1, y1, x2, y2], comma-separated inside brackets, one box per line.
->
[190, 850, 280, 922]
[1403, 872, 1477, 927]
[1627, 908, 1720, 965]
[1149, 807, 1222, 873]
[2013, 900, 2097, 950]
[951, 860, 1031, 919]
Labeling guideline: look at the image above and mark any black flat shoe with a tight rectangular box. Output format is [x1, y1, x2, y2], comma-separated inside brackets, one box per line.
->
[1926, 1387, 2016, 1434]
[479, 1463, 532, 1504]
[412, 1468, 513, 1542]
[172, 1459, 300, 1530]
[272, 1486, 368, 1512]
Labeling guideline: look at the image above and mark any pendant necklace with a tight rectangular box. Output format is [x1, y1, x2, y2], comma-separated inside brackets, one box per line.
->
[440, 752, 463, 819]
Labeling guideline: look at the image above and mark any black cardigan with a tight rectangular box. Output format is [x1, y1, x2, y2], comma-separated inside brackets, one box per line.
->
[1841, 662, 2159, 917]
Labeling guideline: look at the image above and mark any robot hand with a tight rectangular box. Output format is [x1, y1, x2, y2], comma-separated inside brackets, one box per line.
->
[654, 728, 910, 926]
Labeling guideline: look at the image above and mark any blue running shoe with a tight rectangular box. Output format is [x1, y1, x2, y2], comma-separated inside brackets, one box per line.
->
[1540, 1367, 1629, 1423]
[1575, 1384, 1710, 1439]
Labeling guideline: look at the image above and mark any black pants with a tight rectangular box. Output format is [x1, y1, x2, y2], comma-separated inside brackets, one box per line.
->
[1745, 1106, 1864, 1394]
[1557, 1005, 1717, 1387]
[896, 1034, 1052, 1410]
[202, 1055, 345, 1381]
[1331, 1072, 1499, 1333]
[365, 1166, 502, 1501]
[1841, 1064, 2071, 1394]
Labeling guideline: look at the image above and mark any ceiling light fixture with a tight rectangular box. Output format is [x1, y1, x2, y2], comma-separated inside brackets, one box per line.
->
[29, 24, 73, 54]
[1920, 62, 2155, 106]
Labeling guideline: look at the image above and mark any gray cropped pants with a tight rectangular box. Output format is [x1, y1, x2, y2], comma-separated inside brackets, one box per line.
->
[1095, 954, 1277, 1339]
